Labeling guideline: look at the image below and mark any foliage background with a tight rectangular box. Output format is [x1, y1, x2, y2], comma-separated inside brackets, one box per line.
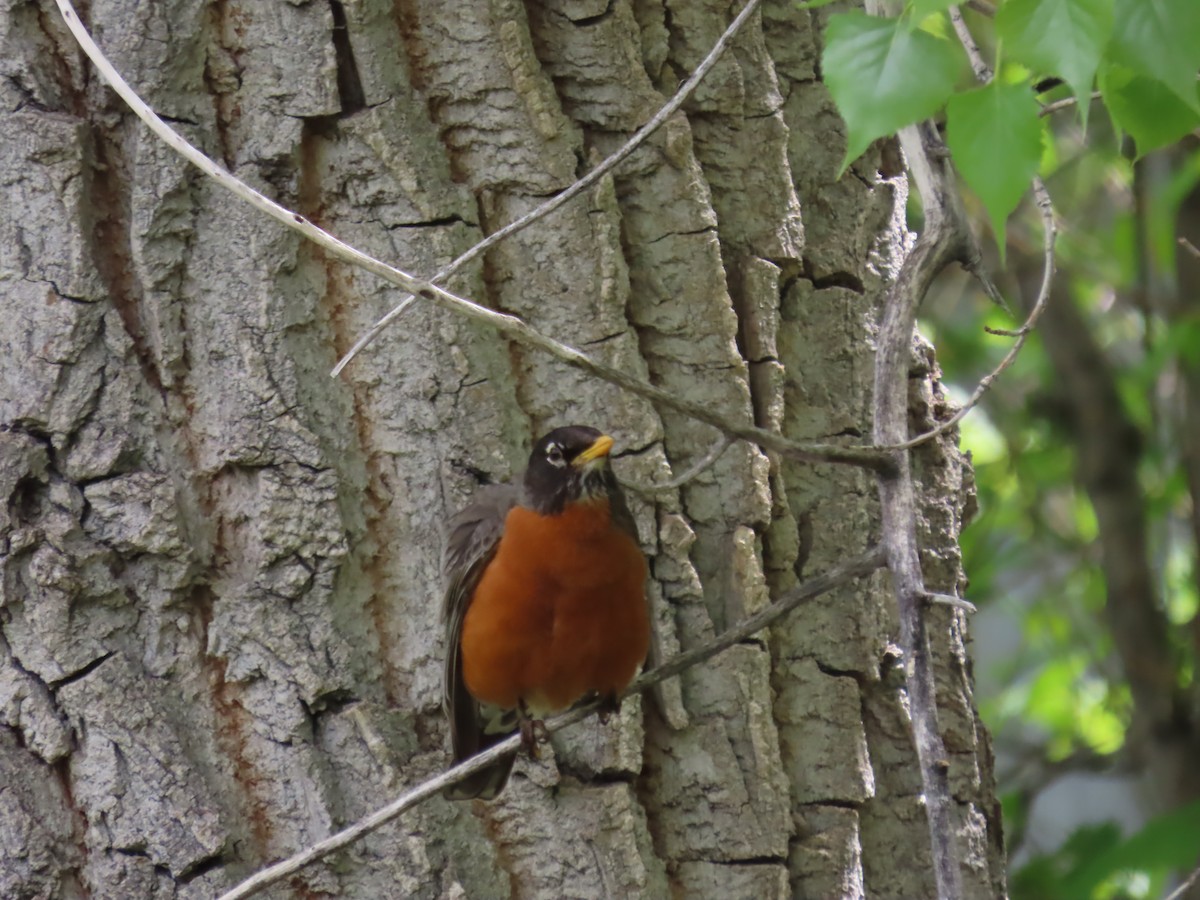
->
[945, 129, 1200, 897]
[823, 0, 1200, 895]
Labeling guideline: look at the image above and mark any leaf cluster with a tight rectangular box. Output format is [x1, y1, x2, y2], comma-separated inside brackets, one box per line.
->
[820, 1, 1200, 895]
[822, 0, 1200, 248]
[1010, 801, 1200, 898]
[924, 86, 1200, 900]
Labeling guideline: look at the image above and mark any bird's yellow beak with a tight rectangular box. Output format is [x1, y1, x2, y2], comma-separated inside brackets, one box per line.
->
[573, 434, 614, 466]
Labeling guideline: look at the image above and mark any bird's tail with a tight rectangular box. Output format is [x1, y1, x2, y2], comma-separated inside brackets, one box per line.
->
[443, 729, 517, 801]
[444, 694, 518, 801]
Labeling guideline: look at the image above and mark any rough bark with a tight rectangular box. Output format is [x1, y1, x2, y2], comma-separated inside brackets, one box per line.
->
[0, 1, 1004, 897]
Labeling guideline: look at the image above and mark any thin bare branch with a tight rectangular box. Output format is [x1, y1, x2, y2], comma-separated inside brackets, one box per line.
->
[950, 6, 992, 82]
[1165, 862, 1200, 900]
[622, 435, 736, 495]
[1039, 91, 1103, 118]
[54, 0, 892, 474]
[926, 592, 978, 613]
[332, 0, 766, 376]
[50, 0, 424, 294]
[886, 178, 1056, 451]
[217, 545, 886, 900]
[961, 245, 1012, 315]
[1180, 237, 1200, 259]
[642, 545, 885, 682]
[878, 7, 1057, 453]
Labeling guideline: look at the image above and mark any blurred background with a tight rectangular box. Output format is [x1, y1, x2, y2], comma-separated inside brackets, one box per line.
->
[927, 102, 1200, 898]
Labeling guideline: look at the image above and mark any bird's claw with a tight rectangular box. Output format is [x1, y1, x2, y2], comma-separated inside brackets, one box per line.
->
[517, 704, 547, 758]
[596, 693, 621, 725]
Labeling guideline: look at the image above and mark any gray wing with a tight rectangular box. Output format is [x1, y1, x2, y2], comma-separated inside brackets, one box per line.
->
[607, 479, 640, 544]
[441, 483, 520, 800]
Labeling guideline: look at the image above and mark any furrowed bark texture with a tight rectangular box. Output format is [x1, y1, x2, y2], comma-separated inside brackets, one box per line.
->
[0, 1, 1004, 897]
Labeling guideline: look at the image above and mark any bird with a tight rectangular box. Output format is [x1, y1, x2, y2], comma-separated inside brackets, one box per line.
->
[441, 425, 651, 800]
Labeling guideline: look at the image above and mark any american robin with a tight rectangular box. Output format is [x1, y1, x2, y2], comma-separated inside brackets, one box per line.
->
[441, 425, 651, 800]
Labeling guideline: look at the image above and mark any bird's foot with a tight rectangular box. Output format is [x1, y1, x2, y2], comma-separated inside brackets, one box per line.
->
[596, 693, 621, 725]
[517, 703, 547, 759]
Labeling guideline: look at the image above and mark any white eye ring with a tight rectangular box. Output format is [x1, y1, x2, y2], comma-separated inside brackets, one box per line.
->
[545, 442, 566, 467]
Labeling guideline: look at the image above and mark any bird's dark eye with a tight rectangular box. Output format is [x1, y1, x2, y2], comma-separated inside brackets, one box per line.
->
[545, 442, 566, 467]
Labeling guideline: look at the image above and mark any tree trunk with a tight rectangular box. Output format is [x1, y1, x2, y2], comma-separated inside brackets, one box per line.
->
[0, 1, 1005, 897]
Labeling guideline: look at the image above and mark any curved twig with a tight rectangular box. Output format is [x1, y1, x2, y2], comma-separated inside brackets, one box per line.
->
[622, 435, 736, 496]
[1039, 91, 1102, 118]
[1165, 862, 1200, 900]
[881, 7, 1057, 453]
[950, 6, 992, 82]
[216, 546, 886, 900]
[885, 178, 1055, 451]
[331, 0, 767, 377]
[925, 592, 978, 613]
[53, 0, 891, 474]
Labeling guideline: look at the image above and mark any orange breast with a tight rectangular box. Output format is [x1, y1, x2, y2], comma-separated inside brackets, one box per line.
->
[460, 500, 650, 715]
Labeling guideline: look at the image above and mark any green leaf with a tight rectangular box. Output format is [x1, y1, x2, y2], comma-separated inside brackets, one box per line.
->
[945, 78, 1044, 256]
[996, 0, 1113, 128]
[909, 0, 957, 17]
[1062, 801, 1200, 897]
[1100, 64, 1200, 156]
[823, 12, 964, 171]
[1108, 0, 1200, 113]
[1117, 802, 1200, 872]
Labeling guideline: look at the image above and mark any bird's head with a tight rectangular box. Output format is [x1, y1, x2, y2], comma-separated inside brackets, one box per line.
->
[523, 425, 618, 515]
